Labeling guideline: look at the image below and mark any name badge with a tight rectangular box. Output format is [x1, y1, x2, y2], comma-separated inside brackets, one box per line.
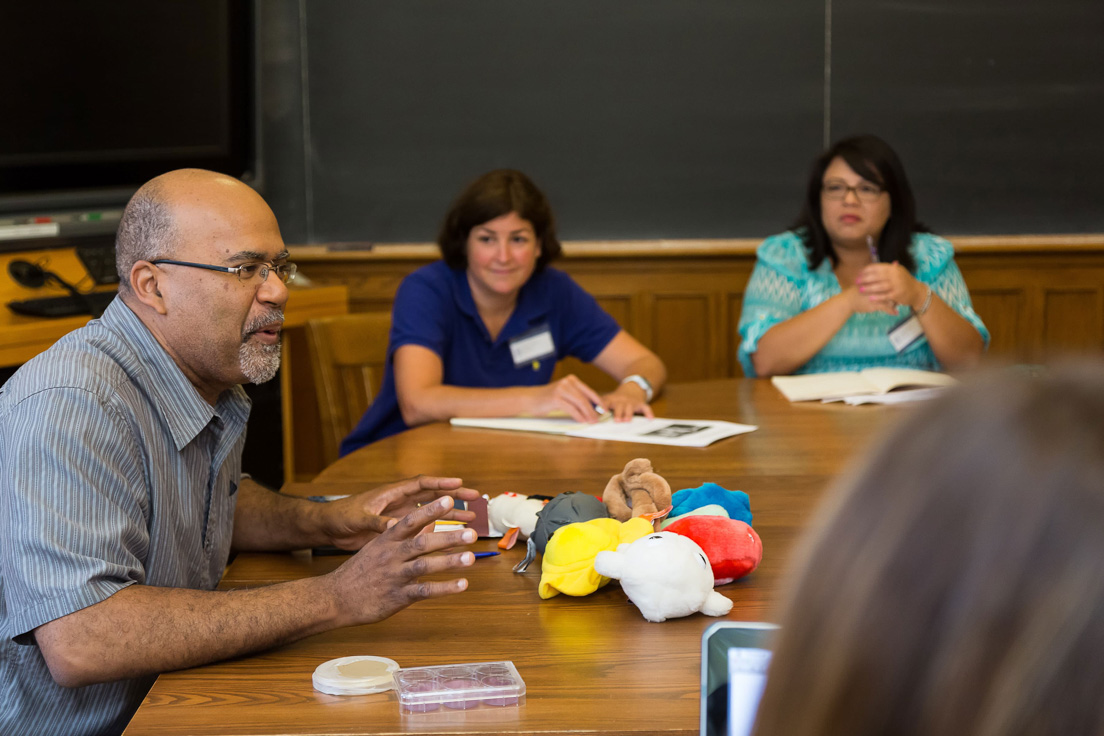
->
[887, 313, 925, 353]
[509, 325, 556, 368]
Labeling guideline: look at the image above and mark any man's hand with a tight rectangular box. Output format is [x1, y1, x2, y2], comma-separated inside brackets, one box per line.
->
[319, 476, 480, 551]
[327, 496, 478, 627]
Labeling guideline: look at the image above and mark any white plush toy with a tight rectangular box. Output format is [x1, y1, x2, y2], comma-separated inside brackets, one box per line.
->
[487, 492, 546, 539]
[593, 531, 734, 622]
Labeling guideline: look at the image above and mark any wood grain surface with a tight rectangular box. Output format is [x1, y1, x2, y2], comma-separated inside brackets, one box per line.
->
[125, 379, 903, 736]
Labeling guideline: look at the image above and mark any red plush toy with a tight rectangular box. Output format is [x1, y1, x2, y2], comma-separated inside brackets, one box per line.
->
[664, 515, 762, 585]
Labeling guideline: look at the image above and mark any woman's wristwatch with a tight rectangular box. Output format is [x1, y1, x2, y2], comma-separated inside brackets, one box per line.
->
[620, 374, 654, 403]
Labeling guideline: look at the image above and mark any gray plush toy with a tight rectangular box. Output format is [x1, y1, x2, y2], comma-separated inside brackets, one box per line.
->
[513, 492, 609, 573]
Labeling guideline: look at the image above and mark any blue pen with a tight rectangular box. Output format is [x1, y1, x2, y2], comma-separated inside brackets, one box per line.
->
[473, 551, 500, 559]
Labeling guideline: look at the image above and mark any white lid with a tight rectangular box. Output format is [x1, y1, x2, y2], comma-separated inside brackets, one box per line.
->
[312, 655, 400, 696]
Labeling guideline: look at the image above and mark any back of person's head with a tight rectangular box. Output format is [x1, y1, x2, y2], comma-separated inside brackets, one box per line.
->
[793, 134, 925, 272]
[754, 363, 1104, 736]
[437, 169, 563, 270]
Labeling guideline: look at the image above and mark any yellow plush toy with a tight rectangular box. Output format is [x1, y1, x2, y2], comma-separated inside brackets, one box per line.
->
[538, 517, 653, 599]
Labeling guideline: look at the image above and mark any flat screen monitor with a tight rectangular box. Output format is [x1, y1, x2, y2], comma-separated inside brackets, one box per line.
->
[0, 1, 255, 217]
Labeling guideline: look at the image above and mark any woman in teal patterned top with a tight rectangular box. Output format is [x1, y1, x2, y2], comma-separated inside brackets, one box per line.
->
[738, 135, 988, 377]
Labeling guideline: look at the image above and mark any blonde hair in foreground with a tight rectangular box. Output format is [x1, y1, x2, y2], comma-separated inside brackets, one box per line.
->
[754, 362, 1104, 736]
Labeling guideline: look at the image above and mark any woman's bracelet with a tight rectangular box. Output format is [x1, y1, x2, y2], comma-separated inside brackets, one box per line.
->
[915, 286, 934, 316]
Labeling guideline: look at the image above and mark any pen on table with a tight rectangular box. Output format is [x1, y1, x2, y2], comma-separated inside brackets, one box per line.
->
[473, 551, 500, 559]
[867, 234, 879, 263]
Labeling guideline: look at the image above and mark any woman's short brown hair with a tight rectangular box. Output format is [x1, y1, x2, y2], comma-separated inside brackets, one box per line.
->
[436, 169, 563, 270]
[754, 363, 1104, 736]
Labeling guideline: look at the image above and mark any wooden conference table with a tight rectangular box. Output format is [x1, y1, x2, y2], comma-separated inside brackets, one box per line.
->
[126, 379, 901, 736]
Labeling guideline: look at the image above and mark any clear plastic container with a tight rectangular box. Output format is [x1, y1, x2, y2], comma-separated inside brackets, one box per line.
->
[393, 661, 525, 713]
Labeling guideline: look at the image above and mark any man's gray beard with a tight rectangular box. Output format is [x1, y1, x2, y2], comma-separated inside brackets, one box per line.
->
[239, 309, 284, 384]
[239, 339, 281, 384]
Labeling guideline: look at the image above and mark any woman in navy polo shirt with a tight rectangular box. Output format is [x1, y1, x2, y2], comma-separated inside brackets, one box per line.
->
[340, 169, 666, 454]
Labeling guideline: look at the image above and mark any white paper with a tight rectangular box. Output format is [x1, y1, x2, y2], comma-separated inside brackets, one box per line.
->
[451, 416, 757, 447]
[450, 416, 587, 435]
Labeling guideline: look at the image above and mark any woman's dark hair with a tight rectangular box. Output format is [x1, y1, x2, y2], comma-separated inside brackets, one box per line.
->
[753, 363, 1104, 736]
[791, 134, 928, 273]
[436, 169, 563, 270]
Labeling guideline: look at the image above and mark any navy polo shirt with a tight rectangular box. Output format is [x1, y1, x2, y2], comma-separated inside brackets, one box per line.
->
[340, 261, 621, 454]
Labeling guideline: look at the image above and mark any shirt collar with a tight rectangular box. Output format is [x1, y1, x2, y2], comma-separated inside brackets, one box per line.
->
[450, 267, 552, 344]
[101, 299, 251, 450]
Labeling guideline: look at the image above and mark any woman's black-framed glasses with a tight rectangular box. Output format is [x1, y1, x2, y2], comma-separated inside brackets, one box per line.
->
[152, 259, 298, 285]
[821, 180, 884, 203]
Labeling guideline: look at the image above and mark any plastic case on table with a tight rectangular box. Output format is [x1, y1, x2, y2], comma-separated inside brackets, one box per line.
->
[393, 661, 525, 713]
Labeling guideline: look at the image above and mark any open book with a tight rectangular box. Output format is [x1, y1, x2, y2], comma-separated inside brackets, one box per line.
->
[770, 368, 957, 403]
[449, 415, 757, 448]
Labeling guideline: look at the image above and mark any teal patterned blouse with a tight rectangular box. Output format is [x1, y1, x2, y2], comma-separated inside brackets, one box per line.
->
[737, 231, 989, 377]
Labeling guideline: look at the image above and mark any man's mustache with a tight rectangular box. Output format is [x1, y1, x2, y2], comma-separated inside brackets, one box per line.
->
[242, 309, 285, 341]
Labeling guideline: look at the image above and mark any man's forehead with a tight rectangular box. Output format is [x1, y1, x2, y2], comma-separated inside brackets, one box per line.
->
[168, 199, 285, 260]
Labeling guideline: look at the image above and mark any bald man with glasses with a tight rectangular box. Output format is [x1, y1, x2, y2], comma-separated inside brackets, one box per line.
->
[0, 169, 479, 736]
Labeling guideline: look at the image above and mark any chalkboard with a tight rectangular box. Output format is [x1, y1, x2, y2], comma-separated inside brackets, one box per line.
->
[831, 0, 1104, 235]
[260, 0, 1104, 244]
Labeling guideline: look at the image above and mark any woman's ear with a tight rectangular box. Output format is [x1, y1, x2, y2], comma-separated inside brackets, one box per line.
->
[129, 261, 168, 315]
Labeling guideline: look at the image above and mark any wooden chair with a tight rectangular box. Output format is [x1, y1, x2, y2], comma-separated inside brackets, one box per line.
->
[305, 311, 392, 466]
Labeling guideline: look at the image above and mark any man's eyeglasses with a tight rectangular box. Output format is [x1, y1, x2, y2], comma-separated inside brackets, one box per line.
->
[821, 180, 884, 203]
[152, 259, 298, 285]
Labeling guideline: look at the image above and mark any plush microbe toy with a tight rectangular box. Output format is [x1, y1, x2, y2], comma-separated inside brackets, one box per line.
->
[487, 492, 546, 539]
[593, 532, 734, 622]
[602, 458, 673, 521]
[539, 517, 653, 599]
[515, 492, 609, 573]
[664, 516, 762, 585]
[666, 482, 752, 526]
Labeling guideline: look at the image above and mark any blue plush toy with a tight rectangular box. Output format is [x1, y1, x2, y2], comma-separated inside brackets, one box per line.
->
[664, 483, 752, 526]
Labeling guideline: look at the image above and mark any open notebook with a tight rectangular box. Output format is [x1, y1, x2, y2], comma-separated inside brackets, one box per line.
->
[770, 368, 958, 403]
[449, 415, 757, 448]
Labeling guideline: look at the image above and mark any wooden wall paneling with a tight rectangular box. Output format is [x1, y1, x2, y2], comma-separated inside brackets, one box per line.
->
[552, 293, 634, 391]
[1042, 287, 1104, 357]
[650, 292, 716, 383]
[592, 294, 634, 330]
[968, 289, 1029, 362]
[287, 327, 326, 480]
[710, 290, 732, 380]
[729, 290, 748, 376]
[955, 263, 1046, 362]
[298, 257, 431, 315]
[956, 247, 1104, 362]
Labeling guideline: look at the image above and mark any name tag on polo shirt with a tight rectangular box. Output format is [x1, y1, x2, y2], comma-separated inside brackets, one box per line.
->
[888, 313, 925, 353]
[509, 324, 556, 368]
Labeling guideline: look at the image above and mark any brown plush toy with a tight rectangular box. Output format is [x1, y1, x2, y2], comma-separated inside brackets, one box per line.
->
[603, 458, 673, 522]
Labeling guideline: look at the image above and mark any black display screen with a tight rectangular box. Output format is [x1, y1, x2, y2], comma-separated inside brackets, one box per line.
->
[0, 1, 253, 203]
